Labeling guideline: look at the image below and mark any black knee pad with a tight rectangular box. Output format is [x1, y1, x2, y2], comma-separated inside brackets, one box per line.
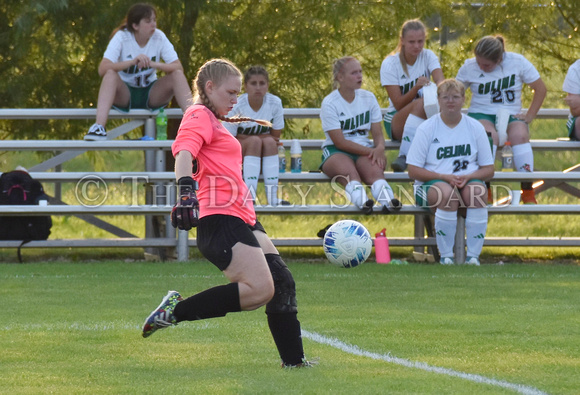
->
[264, 254, 297, 314]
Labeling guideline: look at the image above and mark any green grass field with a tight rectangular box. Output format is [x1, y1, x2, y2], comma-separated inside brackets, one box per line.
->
[2, 260, 578, 394]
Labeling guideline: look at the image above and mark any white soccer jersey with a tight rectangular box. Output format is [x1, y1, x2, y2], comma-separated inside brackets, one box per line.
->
[407, 113, 495, 188]
[103, 29, 179, 88]
[563, 59, 580, 94]
[456, 52, 541, 115]
[380, 49, 441, 112]
[224, 93, 284, 136]
[320, 89, 383, 148]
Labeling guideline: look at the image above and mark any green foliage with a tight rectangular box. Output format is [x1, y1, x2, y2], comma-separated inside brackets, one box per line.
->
[2, 1, 578, 139]
[1, 261, 578, 393]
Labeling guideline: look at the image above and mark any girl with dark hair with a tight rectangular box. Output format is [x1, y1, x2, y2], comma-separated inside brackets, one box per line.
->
[84, 3, 192, 140]
[224, 66, 287, 206]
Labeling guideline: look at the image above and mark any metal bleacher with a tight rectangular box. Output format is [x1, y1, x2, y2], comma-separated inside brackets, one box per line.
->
[1, 108, 579, 262]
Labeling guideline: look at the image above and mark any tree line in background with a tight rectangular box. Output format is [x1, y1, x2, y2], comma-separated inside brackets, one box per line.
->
[0, 0, 578, 139]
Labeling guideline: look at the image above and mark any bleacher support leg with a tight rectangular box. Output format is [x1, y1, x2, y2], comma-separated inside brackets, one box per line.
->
[454, 215, 466, 264]
[413, 215, 425, 257]
[177, 229, 189, 261]
[144, 117, 158, 258]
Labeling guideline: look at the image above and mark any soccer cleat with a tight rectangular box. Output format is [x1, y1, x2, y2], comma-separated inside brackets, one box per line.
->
[521, 189, 537, 204]
[278, 200, 292, 206]
[388, 198, 402, 211]
[282, 358, 319, 369]
[465, 256, 481, 266]
[84, 123, 107, 141]
[142, 290, 182, 338]
[391, 155, 407, 172]
[316, 224, 333, 238]
[439, 257, 455, 265]
[382, 198, 402, 214]
[361, 199, 374, 215]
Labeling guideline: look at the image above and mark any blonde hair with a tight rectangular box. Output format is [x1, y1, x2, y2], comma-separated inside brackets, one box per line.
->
[332, 56, 358, 89]
[474, 35, 505, 64]
[395, 19, 427, 77]
[194, 59, 271, 126]
[437, 78, 465, 97]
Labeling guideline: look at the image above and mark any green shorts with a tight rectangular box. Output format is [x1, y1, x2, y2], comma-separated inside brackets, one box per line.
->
[320, 145, 360, 169]
[382, 111, 397, 140]
[567, 116, 578, 141]
[415, 179, 486, 208]
[467, 112, 519, 125]
[415, 179, 444, 208]
[113, 81, 165, 112]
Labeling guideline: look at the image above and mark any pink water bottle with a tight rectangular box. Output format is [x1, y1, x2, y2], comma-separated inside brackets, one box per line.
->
[375, 228, 391, 264]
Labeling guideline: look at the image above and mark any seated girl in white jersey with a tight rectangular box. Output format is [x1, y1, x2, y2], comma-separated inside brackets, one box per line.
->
[380, 19, 444, 172]
[224, 66, 289, 206]
[84, 3, 192, 141]
[320, 56, 401, 214]
[407, 79, 495, 265]
[456, 35, 547, 204]
[563, 59, 580, 141]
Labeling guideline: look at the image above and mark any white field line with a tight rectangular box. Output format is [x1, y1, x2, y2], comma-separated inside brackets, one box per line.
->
[0, 320, 221, 332]
[0, 322, 549, 394]
[302, 330, 549, 395]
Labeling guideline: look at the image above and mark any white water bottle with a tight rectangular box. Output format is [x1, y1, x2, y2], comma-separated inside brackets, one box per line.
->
[290, 139, 302, 173]
[278, 142, 286, 173]
[501, 141, 513, 171]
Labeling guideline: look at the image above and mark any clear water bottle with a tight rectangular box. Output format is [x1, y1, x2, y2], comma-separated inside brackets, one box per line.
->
[278, 142, 286, 173]
[501, 141, 513, 171]
[156, 108, 168, 140]
[290, 139, 302, 173]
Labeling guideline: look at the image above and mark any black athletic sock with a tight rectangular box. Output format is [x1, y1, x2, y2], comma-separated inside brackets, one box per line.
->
[521, 182, 533, 191]
[173, 282, 241, 322]
[267, 312, 305, 365]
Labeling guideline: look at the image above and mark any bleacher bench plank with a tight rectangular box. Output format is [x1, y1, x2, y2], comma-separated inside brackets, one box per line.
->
[10, 171, 580, 183]
[0, 107, 571, 120]
[1, 204, 579, 216]
[2, 139, 579, 152]
[2, 236, 579, 250]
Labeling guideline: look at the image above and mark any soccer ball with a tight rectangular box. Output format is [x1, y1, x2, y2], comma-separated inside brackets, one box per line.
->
[323, 220, 372, 268]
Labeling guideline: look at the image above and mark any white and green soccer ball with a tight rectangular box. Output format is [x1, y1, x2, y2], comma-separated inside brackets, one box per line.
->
[323, 219, 372, 268]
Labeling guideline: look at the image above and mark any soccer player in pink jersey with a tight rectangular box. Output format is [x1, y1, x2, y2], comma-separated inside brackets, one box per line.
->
[142, 59, 311, 368]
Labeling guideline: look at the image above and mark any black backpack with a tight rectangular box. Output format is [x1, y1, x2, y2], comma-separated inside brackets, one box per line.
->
[0, 170, 52, 241]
